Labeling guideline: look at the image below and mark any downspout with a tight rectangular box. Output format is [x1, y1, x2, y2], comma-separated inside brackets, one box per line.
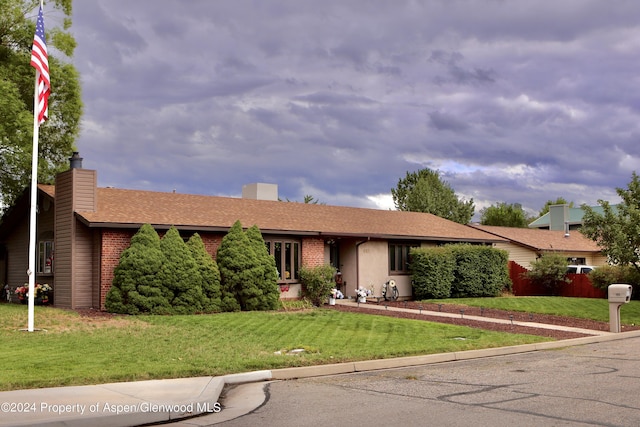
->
[355, 237, 370, 293]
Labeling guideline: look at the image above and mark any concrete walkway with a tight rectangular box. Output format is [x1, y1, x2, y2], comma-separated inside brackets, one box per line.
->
[2, 303, 638, 427]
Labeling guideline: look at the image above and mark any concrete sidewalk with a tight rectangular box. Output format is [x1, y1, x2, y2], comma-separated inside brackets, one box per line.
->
[2, 303, 639, 427]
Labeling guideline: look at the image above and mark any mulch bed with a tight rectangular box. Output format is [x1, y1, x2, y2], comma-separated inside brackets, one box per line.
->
[328, 300, 640, 340]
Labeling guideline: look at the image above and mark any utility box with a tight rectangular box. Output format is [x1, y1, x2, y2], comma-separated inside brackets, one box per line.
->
[608, 284, 632, 303]
[608, 284, 633, 333]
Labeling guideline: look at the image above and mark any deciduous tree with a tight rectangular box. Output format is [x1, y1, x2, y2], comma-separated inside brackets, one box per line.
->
[480, 202, 529, 227]
[525, 253, 570, 295]
[582, 172, 640, 272]
[537, 198, 574, 218]
[391, 168, 474, 224]
[1, 0, 82, 209]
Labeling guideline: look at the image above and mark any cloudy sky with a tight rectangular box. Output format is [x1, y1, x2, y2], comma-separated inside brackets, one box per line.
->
[66, 0, 640, 219]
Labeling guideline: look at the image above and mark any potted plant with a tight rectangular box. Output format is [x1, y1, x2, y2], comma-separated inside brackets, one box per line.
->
[14, 285, 27, 303]
[328, 288, 341, 305]
[36, 283, 52, 305]
[13, 283, 52, 305]
[356, 287, 369, 303]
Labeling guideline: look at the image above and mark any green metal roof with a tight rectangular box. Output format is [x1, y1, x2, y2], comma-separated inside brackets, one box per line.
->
[528, 205, 614, 228]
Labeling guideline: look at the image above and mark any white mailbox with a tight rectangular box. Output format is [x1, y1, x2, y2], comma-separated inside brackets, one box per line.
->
[608, 284, 633, 333]
[608, 284, 632, 303]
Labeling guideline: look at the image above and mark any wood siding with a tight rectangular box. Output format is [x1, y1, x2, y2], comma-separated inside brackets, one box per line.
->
[4, 220, 29, 290]
[493, 242, 537, 268]
[54, 168, 97, 308]
[54, 172, 74, 308]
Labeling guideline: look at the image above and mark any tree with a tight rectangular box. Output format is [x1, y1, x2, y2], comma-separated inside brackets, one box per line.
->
[391, 168, 474, 224]
[0, 0, 82, 210]
[245, 225, 280, 310]
[582, 172, 640, 272]
[525, 253, 570, 295]
[105, 224, 169, 314]
[186, 233, 222, 312]
[216, 220, 267, 311]
[283, 195, 325, 204]
[158, 226, 206, 314]
[480, 202, 529, 227]
[538, 198, 574, 218]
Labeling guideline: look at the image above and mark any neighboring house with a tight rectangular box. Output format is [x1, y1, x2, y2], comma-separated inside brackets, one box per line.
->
[470, 224, 607, 269]
[0, 154, 506, 310]
[528, 204, 612, 231]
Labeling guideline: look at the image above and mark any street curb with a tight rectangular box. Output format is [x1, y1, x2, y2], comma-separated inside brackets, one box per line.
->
[4, 330, 640, 426]
[224, 370, 273, 384]
[269, 329, 640, 380]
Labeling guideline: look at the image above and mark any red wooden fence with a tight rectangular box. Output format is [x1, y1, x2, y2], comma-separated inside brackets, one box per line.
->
[509, 261, 606, 298]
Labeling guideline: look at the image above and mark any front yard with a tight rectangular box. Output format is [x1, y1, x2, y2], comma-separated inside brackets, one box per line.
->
[0, 302, 549, 391]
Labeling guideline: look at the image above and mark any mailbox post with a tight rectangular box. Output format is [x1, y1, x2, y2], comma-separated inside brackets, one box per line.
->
[608, 284, 632, 333]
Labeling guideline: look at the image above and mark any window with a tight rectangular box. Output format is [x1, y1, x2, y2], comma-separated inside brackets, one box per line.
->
[265, 239, 301, 282]
[37, 241, 54, 274]
[389, 243, 417, 274]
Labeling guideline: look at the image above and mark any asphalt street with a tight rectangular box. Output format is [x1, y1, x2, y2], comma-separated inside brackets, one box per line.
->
[209, 337, 640, 427]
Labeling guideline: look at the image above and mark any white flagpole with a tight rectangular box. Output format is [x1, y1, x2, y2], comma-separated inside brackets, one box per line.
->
[27, 69, 41, 332]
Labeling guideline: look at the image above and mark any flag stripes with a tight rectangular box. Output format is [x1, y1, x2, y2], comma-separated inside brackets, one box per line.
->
[30, 5, 50, 125]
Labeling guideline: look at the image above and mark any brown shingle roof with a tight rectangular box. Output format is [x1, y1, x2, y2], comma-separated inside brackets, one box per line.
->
[67, 187, 505, 242]
[38, 184, 55, 198]
[470, 224, 601, 252]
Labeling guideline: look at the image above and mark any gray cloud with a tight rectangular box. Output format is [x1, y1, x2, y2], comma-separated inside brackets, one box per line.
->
[69, 0, 640, 218]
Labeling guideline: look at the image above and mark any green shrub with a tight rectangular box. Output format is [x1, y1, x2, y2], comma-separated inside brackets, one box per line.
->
[105, 223, 170, 314]
[246, 225, 280, 310]
[525, 253, 570, 295]
[299, 264, 337, 306]
[410, 247, 455, 299]
[158, 226, 207, 314]
[410, 244, 510, 299]
[589, 265, 628, 290]
[450, 245, 510, 297]
[187, 233, 222, 312]
[217, 220, 279, 311]
[589, 265, 640, 299]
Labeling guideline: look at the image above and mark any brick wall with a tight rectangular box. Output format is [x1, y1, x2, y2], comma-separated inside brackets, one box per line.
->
[99, 229, 317, 309]
[99, 229, 134, 309]
[98, 229, 225, 309]
[302, 237, 325, 267]
[198, 232, 223, 259]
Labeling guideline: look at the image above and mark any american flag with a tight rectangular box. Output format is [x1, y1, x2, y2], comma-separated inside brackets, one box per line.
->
[30, 4, 50, 125]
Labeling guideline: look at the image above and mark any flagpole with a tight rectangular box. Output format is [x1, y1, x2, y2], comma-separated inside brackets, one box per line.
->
[27, 0, 46, 332]
[27, 69, 40, 332]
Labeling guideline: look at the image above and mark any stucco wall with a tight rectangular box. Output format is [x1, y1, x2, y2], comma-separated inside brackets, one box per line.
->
[356, 240, 413, 299]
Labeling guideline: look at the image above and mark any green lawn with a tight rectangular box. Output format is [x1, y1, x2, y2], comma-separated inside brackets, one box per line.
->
[3, 296, 637, 392]
[1, 303, 548, 391]
[421, 296, 640, 325]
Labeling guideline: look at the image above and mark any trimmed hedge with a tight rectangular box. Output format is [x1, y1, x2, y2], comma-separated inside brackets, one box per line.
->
[411, 244, 511, 299]
[450, 245, 510, 297]
[410, 247, 455, 299]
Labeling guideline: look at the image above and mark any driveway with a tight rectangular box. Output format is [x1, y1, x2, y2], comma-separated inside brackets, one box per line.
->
[212, 336, 640, 426]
